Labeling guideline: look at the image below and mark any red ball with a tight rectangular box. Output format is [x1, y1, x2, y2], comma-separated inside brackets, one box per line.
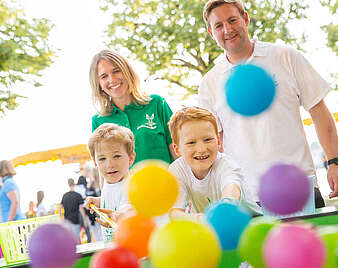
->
[90, 247, 139, 268]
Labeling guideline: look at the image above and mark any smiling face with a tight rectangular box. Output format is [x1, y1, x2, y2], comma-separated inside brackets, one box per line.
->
[94, 140, 135, 184]
[97, 59, 131, 107]
[173, 120, 220, 180]
[207, 3, 250, 56]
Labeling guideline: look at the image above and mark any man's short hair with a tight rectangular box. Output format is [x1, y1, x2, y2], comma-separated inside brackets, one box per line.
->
[203, 0, 245, 27]
[168, 106, 218, 145]
[68, 178, 75, 187]
[88, 123, 135, 160]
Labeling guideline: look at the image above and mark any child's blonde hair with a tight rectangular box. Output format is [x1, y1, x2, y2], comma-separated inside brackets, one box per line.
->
[89, 50, 150, 116]
[0, 160, 16, 177]
[88, 123, 135, 160]
[168, 106, 219, 145]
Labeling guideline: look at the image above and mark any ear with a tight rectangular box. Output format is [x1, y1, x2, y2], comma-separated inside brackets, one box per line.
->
[173, 143, 182, 157]
[217, 133, 221, 150]
[129, 152, 136, 167]
[243, 11, 250, 26]
[207, 26, 215, 41]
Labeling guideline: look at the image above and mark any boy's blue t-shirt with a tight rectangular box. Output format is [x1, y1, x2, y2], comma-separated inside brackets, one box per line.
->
[0, 176, 25, 222]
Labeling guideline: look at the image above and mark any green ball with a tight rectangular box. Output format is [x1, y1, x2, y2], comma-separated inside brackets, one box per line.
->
[238, 217, 278, 268]
[318, 226, 338, 268]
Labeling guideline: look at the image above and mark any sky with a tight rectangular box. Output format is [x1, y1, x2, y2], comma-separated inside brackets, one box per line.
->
[0, 0, 337, 211]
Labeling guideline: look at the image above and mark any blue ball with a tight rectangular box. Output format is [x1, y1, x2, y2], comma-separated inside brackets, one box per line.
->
[225, 64, 276, 116]
[205, 202, 251, 250]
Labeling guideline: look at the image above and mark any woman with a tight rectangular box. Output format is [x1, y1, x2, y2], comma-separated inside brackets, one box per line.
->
[0, 160, 24, 222]
[89, 50, 176, 166]
[36, 190, 47, 217]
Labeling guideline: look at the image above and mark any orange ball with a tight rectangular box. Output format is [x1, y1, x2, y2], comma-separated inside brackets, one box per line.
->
[127, 160, 179, 216]
[115, 215, 156, 259]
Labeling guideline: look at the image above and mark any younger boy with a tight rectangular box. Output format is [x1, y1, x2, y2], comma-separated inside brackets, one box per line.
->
[86, 123, 136, 241]
[168, 107, 260, 221]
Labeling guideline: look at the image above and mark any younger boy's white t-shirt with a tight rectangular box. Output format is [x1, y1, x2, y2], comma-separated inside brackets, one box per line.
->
[169, 153, 261, 215]
[100, 179, 131, 241]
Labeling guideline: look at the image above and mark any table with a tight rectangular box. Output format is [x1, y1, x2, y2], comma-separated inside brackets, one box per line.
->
[1, 206, 336, 268]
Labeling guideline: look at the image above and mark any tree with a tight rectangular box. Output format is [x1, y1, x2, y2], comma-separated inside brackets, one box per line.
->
[0, 0, 55, 115]
[102, 0, 308, 95]
[320, 0, 337, 90]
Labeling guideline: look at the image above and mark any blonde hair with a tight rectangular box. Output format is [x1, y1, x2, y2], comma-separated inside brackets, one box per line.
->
[203, 0, 245, 27]
[168, 106, 219, 145]
[88, 123, 135, 160]
[89, 50, 151, 116]
[0, 160, 16, 177]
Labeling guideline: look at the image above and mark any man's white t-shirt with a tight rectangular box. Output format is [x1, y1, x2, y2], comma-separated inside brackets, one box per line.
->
[199, 40, 331, 201]
[169, 153, 260, 214]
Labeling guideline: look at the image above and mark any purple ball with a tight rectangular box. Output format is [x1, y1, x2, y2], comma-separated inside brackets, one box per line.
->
[28, 223, 78, 268]
[258, 164, 310, 215]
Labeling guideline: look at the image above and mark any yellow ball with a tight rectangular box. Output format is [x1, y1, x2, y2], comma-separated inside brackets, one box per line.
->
[149, 220, 222, 268]
[127, 160, 179, 217]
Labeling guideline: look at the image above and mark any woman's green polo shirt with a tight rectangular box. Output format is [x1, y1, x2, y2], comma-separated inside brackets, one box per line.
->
[92, 94, 173, 166]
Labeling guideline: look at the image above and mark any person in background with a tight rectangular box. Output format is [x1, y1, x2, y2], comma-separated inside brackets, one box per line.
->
[60, 178, 88, 243]
[89, 50, 177, 168]
[199, 0, 338, 206]
[25, 200, 36, 218]
[36, 190, 47, 217]
[75, 174, 92, 243]
[0, 160, 25, 222]
[86, 167, 102, 241]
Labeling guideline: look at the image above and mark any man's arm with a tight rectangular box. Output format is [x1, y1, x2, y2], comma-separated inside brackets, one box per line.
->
[79, 205, 88, 227]
[7, 190, 19, 221]
[309, 100, 338, 198]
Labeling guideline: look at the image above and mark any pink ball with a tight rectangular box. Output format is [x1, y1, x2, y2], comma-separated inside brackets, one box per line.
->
[263, 224, 326, 268]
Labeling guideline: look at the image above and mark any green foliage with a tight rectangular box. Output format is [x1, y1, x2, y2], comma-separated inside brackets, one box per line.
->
[320, 0, 337, 90]
[0, 0, 55, 115]
[102, 0, 308, 95]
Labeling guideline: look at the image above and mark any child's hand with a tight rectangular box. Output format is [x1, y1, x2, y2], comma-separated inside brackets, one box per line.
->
[95, 208, 120, 228]
[85, 197, 100, 213]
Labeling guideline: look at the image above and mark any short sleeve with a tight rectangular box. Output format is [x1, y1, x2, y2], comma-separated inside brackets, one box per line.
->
[4, 180, 17, 195]
[168, 163, 187, 210]
[153, 95, 173, 145]
[92, 115, 99, 132]
[289, 49, 331, 111]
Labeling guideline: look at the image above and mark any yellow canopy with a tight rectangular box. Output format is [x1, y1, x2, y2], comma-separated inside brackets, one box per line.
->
[11, 144, 91, 167]
[303, 112, 338, 126]
[10, 112, 337, 167]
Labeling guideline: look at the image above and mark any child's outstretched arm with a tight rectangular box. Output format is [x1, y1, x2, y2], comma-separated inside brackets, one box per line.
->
[94, 206, 136, 228]
[221, 183, 241, 202]
[168, 208, 203, 222]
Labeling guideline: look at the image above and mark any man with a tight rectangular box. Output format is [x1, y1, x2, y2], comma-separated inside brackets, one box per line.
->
[199, 0, 338, 207]
[60, 178, 88, 242]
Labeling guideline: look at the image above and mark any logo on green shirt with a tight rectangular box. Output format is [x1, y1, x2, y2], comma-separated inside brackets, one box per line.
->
[137, 113, 157, 130]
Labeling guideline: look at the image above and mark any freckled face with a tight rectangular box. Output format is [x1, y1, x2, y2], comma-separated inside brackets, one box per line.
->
[174, 120, 220, 179]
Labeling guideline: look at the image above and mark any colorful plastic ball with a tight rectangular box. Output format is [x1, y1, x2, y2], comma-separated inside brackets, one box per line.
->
[225, 63, 276, 116]
[149, 220, 221, 268]
[127, 160, 179, 216]
[90, 247, 139, 268]
[115, 215, 156, 259]
[28, 223, 78, 268]
[204, 202, 251, 250]
[263, 224, 326, 268]
[238, 217, 278, 268]
[259, 164, 311, 215]
[318, 226, 338, 268]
